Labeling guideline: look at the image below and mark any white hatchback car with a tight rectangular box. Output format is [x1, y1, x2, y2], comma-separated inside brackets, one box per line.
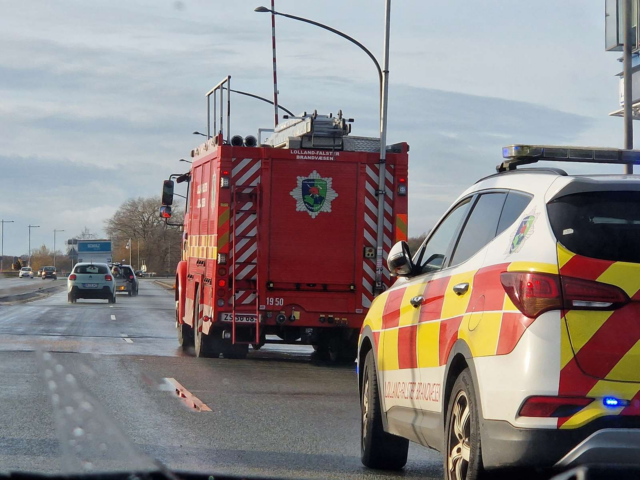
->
[358, 145, 640, 478]
[67, 263, 116, 303]
[18, 267, 33, 278]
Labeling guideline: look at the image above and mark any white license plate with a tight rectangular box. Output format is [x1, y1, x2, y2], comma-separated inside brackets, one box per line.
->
[83, 283, 98, 288]
[220, 313, 256, 323]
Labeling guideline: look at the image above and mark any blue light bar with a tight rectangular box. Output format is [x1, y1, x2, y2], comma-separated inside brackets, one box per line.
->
[603, 397, 629, 408]
[498, 144, 640, 172]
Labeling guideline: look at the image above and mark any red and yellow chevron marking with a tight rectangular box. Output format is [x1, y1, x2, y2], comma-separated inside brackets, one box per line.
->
[362, 260, 557, 373]
[557, 244, 640, 429]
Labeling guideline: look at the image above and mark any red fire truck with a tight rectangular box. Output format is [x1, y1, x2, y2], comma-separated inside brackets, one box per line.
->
[161, 81, 408, 361]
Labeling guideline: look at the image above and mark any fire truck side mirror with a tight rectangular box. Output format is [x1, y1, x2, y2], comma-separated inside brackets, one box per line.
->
[388, 241, 414, 277]
[160, 205, 172, 219]
[162, 180, 175, 206]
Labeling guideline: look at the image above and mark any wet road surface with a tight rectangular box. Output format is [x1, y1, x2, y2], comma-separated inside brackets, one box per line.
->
[0, 280, 443, 478]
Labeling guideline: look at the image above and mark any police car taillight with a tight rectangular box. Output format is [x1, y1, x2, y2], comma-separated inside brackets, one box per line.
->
[519, 396, 593, 418]
[500, 272, 562, 318]
[561, 276, 629, 310]
[501, 272, 630, 318]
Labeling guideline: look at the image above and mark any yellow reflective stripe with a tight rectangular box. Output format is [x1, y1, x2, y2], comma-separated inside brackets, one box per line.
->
[507, 262, 558, 274]
[560, 317, 574, 369]
[597, 261, 640, 297]
[557, 244, 575, 269]
[605, 339, 640, 381]
[560, 402, 623, 429]
[417, 321, 440, 368]
[440, 271, 475, 319]
[380, 328, 399, 371]
[363, 294, 385, 333]
[502, 292, 518, 312]
[398, 282, 425, 327]
[565, 310, 613, 355]
[459, 312, 502, 357]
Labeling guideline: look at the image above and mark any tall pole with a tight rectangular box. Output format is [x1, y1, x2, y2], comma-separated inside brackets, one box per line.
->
[271, 0, 280, 127]
[374, 0, 392, 294]
[129, 238, 132, 266]
[1, 220, 14, 273]
[624, 0, 634, 173]
[137, 240, 140, 270]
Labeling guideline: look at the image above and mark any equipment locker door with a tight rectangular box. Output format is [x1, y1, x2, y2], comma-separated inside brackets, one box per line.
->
[266, 160, 359, 287]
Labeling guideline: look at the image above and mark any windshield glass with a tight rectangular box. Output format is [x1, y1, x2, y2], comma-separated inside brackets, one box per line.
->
[548, 190, 640, 263]
[74, 264, 109, 275]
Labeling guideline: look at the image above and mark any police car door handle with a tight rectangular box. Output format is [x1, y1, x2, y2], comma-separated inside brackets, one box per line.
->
[410, 296, 424, 308]
[453, 283, 469, 296]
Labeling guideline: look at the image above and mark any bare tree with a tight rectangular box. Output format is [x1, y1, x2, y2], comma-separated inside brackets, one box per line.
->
[105, 196, 183, 274]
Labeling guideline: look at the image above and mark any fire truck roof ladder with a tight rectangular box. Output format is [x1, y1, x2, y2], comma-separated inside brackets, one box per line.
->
[231, 184, 261, 345]
[206, 76, 231, 143]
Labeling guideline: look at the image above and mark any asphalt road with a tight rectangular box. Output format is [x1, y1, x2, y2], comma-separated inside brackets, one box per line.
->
[0, 280, 443, 479]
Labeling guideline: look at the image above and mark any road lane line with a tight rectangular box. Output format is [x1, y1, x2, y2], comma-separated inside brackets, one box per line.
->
[164, 378, 212, 412]
[110, 315, 116, 320]
[123, 338, 133, 343]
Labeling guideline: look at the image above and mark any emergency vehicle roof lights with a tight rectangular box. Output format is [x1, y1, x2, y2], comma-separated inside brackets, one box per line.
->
[498, 145, 640, 172]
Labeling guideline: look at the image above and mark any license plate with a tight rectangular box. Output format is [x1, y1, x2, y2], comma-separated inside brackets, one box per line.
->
[220, 313, 256, 323]
[83, 283, 98, 288]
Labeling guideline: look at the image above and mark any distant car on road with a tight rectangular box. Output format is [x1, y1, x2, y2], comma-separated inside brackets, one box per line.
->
[18, 267, 33, 278]
[112, 264, 138, 296]
[41, 266, 57, 280]
[67, 263, 116, 304]
[135, 270, 145, 278]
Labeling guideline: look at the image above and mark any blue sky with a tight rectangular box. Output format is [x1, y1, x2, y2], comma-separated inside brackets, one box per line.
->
[0, 0, 628, 255]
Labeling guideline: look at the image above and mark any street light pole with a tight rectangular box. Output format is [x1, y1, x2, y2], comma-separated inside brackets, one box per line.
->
[53, 229, 65, 269]
[255, 2, 392, 294]
[28, 225, 40, 267]
[1, 220, 15, 273]
[255, 6, 383, 96]
[623, 0, 634, 173]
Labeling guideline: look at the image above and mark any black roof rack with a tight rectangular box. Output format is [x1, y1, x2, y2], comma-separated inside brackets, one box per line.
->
[497, 145, 640, 173]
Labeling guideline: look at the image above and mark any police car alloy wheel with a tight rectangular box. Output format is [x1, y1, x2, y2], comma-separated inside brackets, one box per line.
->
[445, 369, 483, 480]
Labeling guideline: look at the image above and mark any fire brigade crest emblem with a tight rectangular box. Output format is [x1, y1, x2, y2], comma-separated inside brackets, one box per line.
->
[290, 170, 338, 219]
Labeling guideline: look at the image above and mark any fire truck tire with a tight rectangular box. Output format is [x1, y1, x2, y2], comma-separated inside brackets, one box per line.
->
[177, 301, 194, 349]
[361, 349, 408, 470]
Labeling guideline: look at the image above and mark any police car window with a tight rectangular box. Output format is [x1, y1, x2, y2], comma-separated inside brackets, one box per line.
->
[450, 192, 506, 267]
[547, 190, 640, 263]
[496, 191, 533, 236]
[417, 198, 471, 273]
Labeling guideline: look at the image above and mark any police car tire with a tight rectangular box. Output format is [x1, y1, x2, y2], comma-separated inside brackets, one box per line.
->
[444, 369, 485, 480]
[361, 350, 409, 470]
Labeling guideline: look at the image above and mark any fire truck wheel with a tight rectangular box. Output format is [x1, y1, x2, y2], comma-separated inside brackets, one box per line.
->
[361, 349, 408, 470]
[194, 291, 222, 358]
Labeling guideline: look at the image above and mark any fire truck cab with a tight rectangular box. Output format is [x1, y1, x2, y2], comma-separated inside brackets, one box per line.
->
[162, 83, 408, 361]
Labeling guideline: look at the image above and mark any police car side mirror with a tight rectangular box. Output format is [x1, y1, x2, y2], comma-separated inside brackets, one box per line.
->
[388, 241, 414, 277]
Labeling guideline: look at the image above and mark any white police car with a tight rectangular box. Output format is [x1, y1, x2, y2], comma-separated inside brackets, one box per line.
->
[358, 145, 640, 478]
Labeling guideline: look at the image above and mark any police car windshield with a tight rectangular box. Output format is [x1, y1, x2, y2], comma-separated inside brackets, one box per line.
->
[548, 191, 640, 263]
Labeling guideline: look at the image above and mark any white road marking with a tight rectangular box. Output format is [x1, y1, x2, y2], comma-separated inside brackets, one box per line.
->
[164, 378, 212, 412]
[123, 338, 133, 344]
[110, 315, 116, 320]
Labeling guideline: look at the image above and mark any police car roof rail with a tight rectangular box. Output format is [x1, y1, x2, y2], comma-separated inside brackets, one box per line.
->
[498, 145, 640, 173]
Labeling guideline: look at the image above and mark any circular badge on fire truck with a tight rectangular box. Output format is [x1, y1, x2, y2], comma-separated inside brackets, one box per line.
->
[290, 170, 338, 219]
